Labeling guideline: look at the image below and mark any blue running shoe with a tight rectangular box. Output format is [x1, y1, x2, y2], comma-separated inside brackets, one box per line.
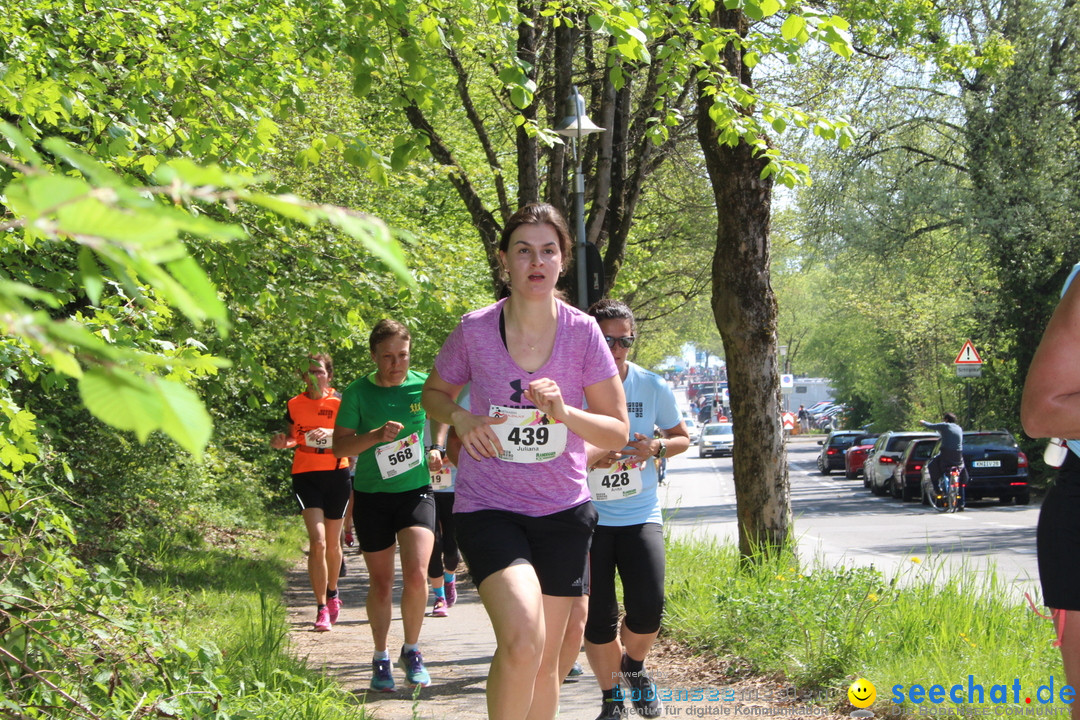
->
[370, 658, 395, 692]
[397, 648, 431, 687]
[564, 661, 584, 683]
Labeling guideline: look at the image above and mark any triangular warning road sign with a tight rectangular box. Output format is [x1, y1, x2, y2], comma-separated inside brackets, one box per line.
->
[954, 340, 983, 365]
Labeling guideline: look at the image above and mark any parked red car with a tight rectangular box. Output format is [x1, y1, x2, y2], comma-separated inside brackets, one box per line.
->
[844, 434, 879, 479]
[890, 437, 939, 500]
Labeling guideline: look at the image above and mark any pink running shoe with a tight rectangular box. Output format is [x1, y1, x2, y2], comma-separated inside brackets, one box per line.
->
[314, 606, 331, 632]
[432, 597, 449, 617]
[327, 596, 342, 625]
[444, 579, 457, 607]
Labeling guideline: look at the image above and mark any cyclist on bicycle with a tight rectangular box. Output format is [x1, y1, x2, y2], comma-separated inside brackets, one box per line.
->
[920, 412, 969, 510]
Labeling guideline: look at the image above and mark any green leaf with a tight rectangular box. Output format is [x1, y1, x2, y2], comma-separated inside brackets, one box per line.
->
[42, 138, 146, 204]
[55, 198, 178, 246]
[21, 176, 90, 217]
[45, 350, 82, 379]
[510, 85, 529, 109]
[321, 210, 415, 287]
[760, 0, 781, 18]
[152, 159, 260, 190]
[79, 368, 163, 442]
[352, 70, 373, 97]
[163, 256, 229, 328]
[77, 247, 104, 305]
[390, 143, 411, 171]
[246, 193, 317, 225]
[45, 319, 117, 359]
[153, 204, 247, 242]
[0, 122, 44, 167]
[781, 15, 806, 41]
[156, 378, 212, 457]
[0, 279, 61, 308]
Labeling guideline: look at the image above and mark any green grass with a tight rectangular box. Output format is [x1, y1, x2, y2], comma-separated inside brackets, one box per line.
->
[71, 506, 1062, 720]
[664, 537, 1065, 716]
[138, 521, 369, 720]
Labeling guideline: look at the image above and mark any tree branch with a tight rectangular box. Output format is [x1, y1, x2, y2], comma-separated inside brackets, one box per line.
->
[445, 45, 509, 213]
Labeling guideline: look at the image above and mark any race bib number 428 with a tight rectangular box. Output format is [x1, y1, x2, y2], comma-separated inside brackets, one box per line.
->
[489, 405, 568, 464]
[587, 459, 644, 502]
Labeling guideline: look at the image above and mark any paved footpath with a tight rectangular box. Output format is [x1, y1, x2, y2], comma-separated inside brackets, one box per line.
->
[284, 529, 852, 720]
[286, 550, 605, 720]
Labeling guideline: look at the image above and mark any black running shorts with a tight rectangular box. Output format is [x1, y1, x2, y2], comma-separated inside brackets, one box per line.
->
[292, 468, 351, 519]
[585, 522, 665, 644]
[454, 501, 598, 596]
[1038, 453, 1080, 610]
[353, 487, 436, 553]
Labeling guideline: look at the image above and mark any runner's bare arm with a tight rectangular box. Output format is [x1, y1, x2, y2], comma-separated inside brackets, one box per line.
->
[655, 421, 691, 458]
[332, 422, 404, 458]
[422, 368, 505, 460]
[528, 374, 627, 452]
[1023, 277, 1080, 438]
[270, 422, 296, 449]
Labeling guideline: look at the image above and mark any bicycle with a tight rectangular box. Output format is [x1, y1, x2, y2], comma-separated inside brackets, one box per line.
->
[930, 464, 963, 513]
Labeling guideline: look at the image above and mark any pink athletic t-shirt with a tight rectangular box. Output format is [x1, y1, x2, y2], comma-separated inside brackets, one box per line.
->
[434, 298, 618, 516]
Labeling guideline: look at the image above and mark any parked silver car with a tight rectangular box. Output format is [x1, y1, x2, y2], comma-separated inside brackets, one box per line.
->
[698, 422, 734, 458]
[682, 413, 701, 443]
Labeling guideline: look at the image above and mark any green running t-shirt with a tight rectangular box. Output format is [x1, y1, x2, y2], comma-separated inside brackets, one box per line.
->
[337, 369, 430, 494]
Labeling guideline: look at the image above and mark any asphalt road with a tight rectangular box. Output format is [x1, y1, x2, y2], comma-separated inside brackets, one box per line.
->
[660, 435, 1042, 601]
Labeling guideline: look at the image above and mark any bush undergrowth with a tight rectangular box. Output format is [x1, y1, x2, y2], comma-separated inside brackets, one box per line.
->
[0, 473, 366, 720]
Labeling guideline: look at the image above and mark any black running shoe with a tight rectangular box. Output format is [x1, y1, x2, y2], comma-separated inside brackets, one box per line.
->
[594, 698, 626, 720]
[621, 655, 663, 718]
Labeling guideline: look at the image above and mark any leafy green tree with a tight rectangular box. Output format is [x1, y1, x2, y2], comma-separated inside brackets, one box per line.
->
[342, 0, 701, 302]
[958, 0, 1080, 434]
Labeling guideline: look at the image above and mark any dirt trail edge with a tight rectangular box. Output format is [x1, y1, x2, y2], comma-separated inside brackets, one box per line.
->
[285, 545, 856, 720]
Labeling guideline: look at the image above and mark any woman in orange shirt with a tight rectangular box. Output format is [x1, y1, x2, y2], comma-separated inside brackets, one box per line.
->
[271, 353, 352, 632]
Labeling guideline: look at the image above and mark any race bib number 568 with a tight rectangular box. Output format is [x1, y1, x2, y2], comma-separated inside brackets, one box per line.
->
[375, 432, 422, 479]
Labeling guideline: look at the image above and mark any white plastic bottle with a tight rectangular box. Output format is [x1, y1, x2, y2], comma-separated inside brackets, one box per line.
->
[1044, 437, 1068, 468]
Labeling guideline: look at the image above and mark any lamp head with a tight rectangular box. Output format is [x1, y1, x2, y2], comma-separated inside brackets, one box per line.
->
[554, 86, 604, 137]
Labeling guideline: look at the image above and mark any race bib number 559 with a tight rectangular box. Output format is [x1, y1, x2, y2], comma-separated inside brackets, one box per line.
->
[489, 405, 568, 464]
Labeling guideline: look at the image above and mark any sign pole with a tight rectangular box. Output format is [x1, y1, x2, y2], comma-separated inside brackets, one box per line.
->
[953, 340, 983, 426]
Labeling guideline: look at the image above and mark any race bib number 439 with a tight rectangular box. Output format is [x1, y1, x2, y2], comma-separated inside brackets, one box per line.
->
[375, 432, 422, 479]
[489, 405, 568, 464]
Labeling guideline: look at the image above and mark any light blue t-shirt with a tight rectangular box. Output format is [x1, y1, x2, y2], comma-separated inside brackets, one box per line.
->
[594, 362, 682, 527]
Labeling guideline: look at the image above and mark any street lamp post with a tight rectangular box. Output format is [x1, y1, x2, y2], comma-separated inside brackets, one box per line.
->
[554, 86, 604, 310]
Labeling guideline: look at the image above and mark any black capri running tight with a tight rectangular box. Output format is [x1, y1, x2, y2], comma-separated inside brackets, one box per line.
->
[584, 522, 665, 645]
[428, 492, 460, 579]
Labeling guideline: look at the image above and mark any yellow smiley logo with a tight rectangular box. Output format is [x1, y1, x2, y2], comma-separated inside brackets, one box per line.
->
[848, 678, 876, 708]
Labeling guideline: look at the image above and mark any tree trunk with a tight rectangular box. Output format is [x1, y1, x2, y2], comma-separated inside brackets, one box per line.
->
[695, 7, 790, 560]
[515, 0, 539, 207]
